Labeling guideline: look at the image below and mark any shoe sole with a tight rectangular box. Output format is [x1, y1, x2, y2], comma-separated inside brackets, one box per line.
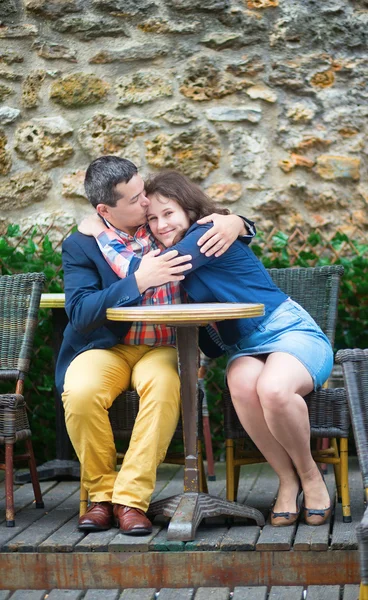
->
[120, 527, 153, 536]
[78, 524, 111, 532]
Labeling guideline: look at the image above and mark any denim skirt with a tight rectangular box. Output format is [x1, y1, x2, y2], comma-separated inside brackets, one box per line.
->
[226, 298, 334, 390]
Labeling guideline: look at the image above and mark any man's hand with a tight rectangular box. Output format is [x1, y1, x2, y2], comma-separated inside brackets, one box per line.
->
[135, 249, 192, 294]
[197, 214, 246, 257]
[78, 213, 107, 237]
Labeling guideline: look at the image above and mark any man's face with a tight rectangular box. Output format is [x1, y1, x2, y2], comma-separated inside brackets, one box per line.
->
[97, 174, 150, 235]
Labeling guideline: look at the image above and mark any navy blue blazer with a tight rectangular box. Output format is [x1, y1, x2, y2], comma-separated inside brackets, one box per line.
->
[55, 231, 224, 395]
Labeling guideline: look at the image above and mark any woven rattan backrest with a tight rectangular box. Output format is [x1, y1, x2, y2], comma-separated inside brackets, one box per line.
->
[336, 348, 368, 487]
[267, 265, 344, 346]
[0, 273, 45, 380]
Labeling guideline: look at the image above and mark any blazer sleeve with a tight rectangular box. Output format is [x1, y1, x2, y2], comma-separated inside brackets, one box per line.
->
[63, 235, 142, 335]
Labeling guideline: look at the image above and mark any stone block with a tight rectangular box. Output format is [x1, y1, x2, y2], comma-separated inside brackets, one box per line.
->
[89, 43, 169, 64]
[316, 155, 361, 180]
[51, 14, 129, 40]
[0, 130, 11, 176]
[78, 113, 160, 158]
[180, 56, 249, 101]
[0, 171, 52, 210]
[115, 71, 172, 106]
[146, 126, 220, 180]
[0, 106, 20, 125]
[50, 73, 109, 107]
[21, 70, 46, 108]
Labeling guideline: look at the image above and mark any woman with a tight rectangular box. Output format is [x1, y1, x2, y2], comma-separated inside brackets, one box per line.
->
[81, 170, 333, 527]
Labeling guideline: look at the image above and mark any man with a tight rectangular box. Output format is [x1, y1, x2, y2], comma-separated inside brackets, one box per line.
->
[56, 156, 252, 536]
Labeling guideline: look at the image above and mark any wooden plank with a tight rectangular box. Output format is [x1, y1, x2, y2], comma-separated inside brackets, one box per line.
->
[185, 526, 228, 551]
[0, 481, 20, 501]
[74, 528, 118, 552]
[0, 550, 360, 589]
[232, 587, 268, 600]
[243, 463, 279, 518]
[256, 517, 296, 552]
[3, 485, 80, 552]
[38, 515, 85, 553]
[268, 587, 304, 599]
[331, 464, 364, 550]
[306, 585, 341, 599]
[108, 525, 161, 552]
[46, 592, 84, 600]
[218, 464, 263, 549]
[220, 525, 260, 551]
[342, 584, 360, 599]
[0, 480, 56, 523]
[158, 589, 195, 600]
[120, 590, 156, 600]
[84, 592, 120, 600]
[7, 593, 46, 600]
[149, 527, 185, 552]
[149, 466, 184, 526]
[194, 588, 230, 600]
[293, 473, 335, 552]
[151, 464, 181, 501]
[234, 463, 264, 506]
[151, 466, 184, 504]
[0, 482, 79, 551]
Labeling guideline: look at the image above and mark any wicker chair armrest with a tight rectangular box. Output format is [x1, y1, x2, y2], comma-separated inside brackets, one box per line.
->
[307, 388, 350, 438]
[357, 505, 368, 585]
[0, 393, 24, 410]
[336, 348, 368, 487]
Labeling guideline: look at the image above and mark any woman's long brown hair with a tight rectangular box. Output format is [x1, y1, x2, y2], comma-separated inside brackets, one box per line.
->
[144, 171, 229, 225]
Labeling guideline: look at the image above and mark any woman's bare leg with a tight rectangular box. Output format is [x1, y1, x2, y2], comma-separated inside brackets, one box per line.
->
[227, 356, 300, 513]
[256, 352, 330, 511]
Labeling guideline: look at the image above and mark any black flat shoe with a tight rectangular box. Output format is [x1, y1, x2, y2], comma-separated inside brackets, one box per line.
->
[271, 486, 303, 527]
[304, 505, 332, 526]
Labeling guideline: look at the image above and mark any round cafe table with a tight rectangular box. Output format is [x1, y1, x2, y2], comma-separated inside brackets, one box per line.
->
[107, 302, 266, 542]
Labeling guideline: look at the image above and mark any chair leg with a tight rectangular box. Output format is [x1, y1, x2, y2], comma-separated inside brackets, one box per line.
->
[226, 439, 236, 502]
[198, 441, 208, 494]
[331, 437, 342, 502]
[339, 437, 351, 523]
[25, 439, 44, 509]
[202, 414, 216, 481]
[5, 442, 15, 527]
[80, 482, 88, 517]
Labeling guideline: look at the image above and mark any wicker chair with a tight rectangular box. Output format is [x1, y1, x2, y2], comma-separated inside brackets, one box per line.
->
[0, 272, 46, 526]
[79, 389, 207, 516]
[336, 348, 368, 600]
[223, 265, 352, 522]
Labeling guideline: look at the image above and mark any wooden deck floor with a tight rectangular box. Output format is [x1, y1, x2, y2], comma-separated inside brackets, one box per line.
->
[0, 585, 362, 599]
[0, 460, 363, 591]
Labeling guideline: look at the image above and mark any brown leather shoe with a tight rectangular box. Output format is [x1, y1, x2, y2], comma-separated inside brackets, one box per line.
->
[78, 502, 114, 531]
[113, 504, 152, 536]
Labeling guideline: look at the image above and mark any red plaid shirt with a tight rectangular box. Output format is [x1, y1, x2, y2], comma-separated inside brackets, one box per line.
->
[96, 223, 184, 347]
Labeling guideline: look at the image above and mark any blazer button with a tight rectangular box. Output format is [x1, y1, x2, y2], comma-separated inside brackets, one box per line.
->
[120, 295, 130, 302]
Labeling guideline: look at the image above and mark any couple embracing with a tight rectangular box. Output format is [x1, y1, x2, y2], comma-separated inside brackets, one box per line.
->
[56, 155, 332, 535]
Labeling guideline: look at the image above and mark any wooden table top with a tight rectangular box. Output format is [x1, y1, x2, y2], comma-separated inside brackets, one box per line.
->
[40, 295, 265, 324]
[40, 293, 65, 308]
[106, 303, 265, 324]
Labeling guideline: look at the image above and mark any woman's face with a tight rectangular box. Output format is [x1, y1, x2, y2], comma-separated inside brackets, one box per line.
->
[147, 194, 190, 247]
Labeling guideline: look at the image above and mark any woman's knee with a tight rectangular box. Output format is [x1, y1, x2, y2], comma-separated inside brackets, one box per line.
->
[227, 372, 259, 409]
[256, 378, 290, 413]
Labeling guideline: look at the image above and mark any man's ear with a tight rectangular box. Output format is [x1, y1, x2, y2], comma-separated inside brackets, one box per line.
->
[96, 204, 110, 218]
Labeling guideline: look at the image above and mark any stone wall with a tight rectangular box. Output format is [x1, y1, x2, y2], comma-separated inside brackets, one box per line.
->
[0, 0, 367, 234]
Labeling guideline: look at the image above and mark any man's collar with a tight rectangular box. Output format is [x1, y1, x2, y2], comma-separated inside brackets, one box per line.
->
[102, 217, 149, 239]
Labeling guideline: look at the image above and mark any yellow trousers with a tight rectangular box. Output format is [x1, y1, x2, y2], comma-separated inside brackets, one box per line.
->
[62, 344, 180, 511]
